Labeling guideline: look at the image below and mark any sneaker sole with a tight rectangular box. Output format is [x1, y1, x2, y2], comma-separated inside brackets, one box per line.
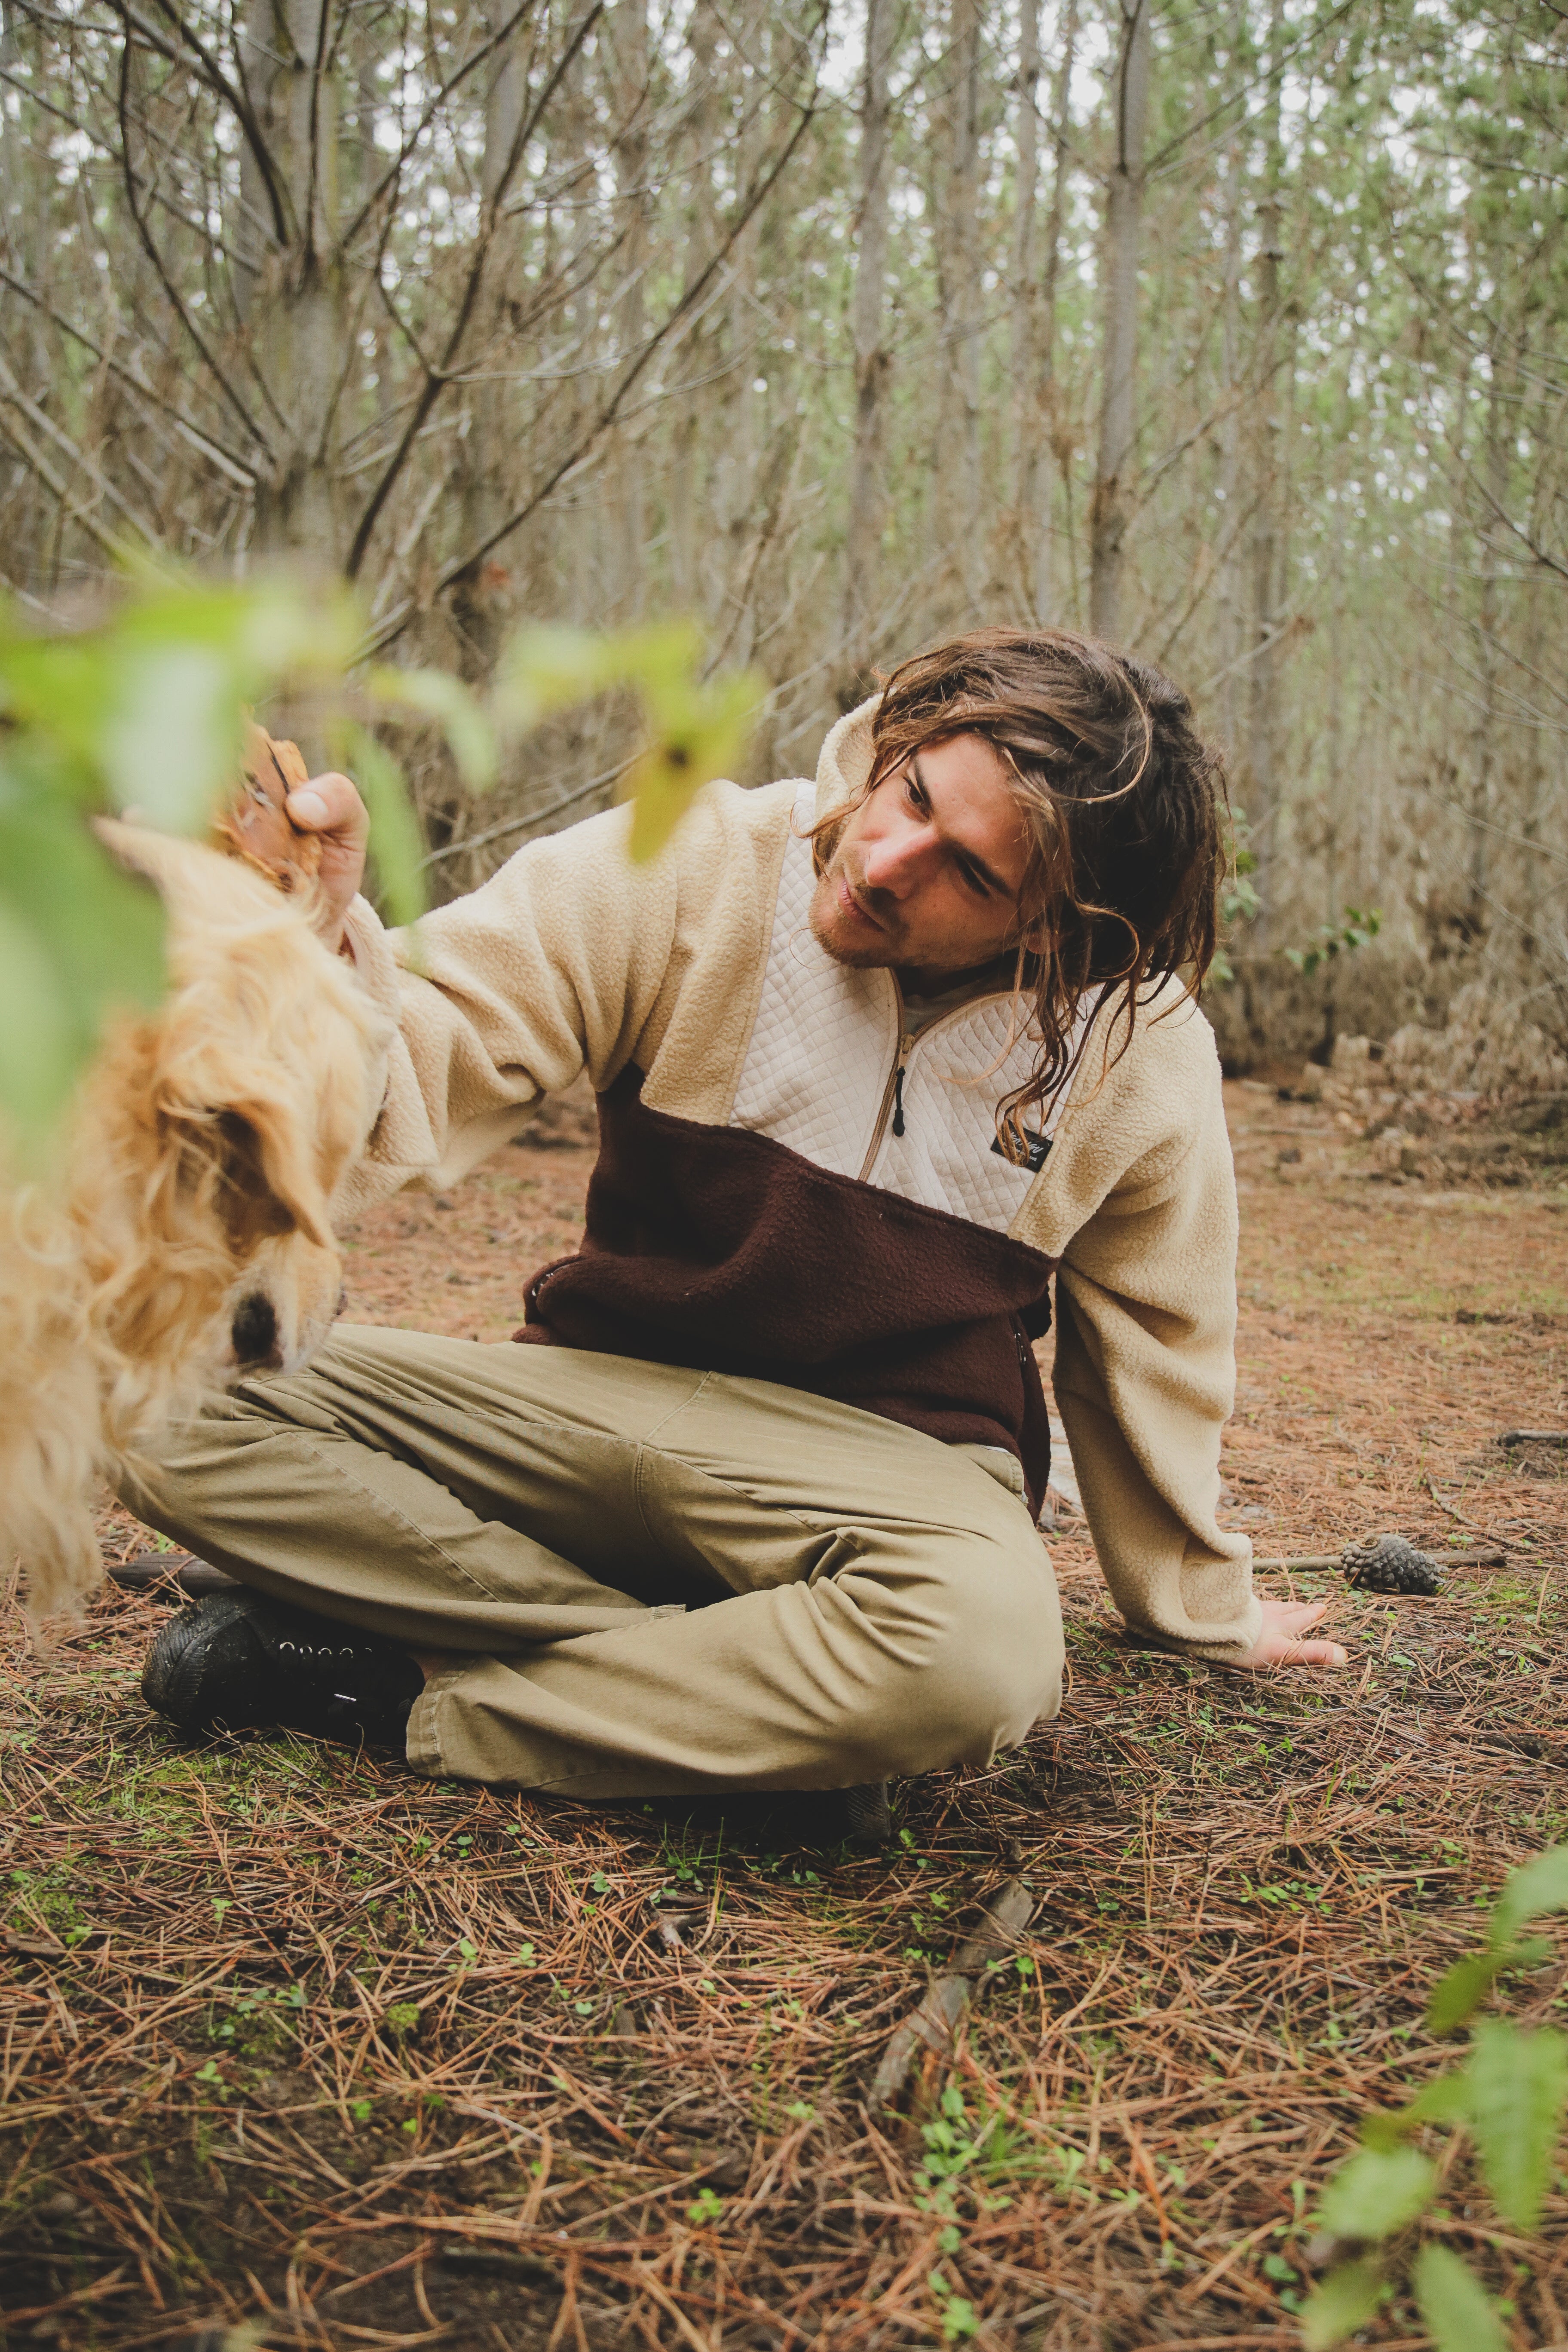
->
[141, 1592, 267, 1730]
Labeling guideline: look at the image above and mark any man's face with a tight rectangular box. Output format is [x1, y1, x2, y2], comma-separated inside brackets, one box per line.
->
[809, 731, 1033, 986]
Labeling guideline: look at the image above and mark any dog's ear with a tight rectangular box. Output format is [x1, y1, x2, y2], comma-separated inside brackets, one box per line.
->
[214, 1099, 334, 1253]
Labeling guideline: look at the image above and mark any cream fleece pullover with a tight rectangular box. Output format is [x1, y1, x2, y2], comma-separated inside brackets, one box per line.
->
[336, 701, 1262, 1661]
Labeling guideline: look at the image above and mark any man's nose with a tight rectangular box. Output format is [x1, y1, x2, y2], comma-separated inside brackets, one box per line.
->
[861, 822, 931, 897]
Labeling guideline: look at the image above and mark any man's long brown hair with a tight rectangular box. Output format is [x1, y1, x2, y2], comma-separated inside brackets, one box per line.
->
[812, 628, 1227, 1158]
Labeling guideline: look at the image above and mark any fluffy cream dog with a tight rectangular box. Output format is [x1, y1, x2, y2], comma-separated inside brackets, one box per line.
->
[0, 814, 390, 1634]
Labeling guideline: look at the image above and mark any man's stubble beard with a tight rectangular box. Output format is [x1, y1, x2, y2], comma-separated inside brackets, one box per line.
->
[807, 861, 906, 972]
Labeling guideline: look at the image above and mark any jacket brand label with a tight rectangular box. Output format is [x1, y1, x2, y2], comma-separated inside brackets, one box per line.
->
[991, 1129, 1052, 1173]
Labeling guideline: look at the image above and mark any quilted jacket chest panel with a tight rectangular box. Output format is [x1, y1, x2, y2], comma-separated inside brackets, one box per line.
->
[729, 787, 1070, 1233]
[727, 790, 895, 1177]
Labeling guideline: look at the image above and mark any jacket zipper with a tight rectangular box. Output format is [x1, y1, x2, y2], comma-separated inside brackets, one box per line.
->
[857, 977, 910, 1182]
[856, 976, 1014, 1182]
[857, 1026, 913, 1179]
[853, 978, 1100, 1188]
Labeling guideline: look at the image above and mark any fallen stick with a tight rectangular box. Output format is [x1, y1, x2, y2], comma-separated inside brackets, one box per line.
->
[870, 1875, 1035, 2108]
[1500, 1430, 1568, 1449]
[440, 2245, 560, 2283]
[106, 1551, 240, 1599]
[1254, 1548, 1508, 1572]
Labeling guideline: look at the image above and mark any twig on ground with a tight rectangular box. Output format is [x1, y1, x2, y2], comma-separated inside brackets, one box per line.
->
[1254, 1548, 1508, 1571]
[106, 1551, 240, 1598]
[870, 1876, 1037, 2107]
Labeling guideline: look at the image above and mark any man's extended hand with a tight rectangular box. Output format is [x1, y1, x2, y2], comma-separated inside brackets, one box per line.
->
[1237, 1594, 1348, 1670]
[284, 772, 370, 951]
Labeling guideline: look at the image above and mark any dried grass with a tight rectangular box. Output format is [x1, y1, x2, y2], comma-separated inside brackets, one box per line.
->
[1, 1089, 1564, 2350]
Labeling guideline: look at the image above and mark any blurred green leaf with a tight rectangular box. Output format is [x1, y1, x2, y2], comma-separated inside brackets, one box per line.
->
[101, 641, 240, 830]
[493, 621, 695, 734]
[1466, 2019, 1568, 2232]
[1427, 1950, 1506, 2035]
[1317, 2146, 1436, 2241]
[491, 616, 766, 864]
[0, 568, 752, 1148]
[1298, 2257, 1384, 2350]
[0, 896, 79, 1139]
[331, 721, 428, 933]
[0, 788, 165, 1140]
[621, 664, 767, 864]
[1411, 2243, 1507, 2352]
[365, 666, 498, 792]
[1493, 1844, 1568, 1945]
[1361, 2071, 1470, 2150]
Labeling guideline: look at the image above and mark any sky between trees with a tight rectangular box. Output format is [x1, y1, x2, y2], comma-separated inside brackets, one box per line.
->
[0, 0, 1563, 1033]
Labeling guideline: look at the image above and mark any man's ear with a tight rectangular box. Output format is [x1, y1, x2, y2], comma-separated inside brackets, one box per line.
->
[212, 1101, 334, 1251]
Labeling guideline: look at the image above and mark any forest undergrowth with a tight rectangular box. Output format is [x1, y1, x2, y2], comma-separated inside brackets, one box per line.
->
[2, 1084, 1565, 2351]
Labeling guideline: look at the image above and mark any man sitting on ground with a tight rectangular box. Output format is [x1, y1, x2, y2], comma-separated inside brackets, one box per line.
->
[132, 628, 1344, 1839]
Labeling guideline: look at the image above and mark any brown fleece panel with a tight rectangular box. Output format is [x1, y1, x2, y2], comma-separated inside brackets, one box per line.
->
[514, 1067, 1057, 1513]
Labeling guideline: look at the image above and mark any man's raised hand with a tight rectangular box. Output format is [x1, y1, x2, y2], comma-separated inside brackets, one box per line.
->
[1237, 1593, 1348, 1671]
[285, 772, 370, 952]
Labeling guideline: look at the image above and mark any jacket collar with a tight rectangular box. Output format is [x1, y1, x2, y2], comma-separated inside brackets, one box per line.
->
[814, 695, 880, 824]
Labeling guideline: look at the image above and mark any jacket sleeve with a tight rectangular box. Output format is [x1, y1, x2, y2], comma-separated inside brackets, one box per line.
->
[333, 799, 680, 1215]
[1019, 992, 1262, 1661]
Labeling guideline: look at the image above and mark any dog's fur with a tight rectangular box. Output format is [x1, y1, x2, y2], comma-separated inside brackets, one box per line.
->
[1, 819, 390, 1634]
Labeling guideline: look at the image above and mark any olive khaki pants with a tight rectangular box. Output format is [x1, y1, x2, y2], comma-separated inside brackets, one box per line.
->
[119, 1324, 1063, 1798]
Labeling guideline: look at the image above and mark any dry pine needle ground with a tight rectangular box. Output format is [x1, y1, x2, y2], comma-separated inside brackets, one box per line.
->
[2, 1082, 1565, 2352]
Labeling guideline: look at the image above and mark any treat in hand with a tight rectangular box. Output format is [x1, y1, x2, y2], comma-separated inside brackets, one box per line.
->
[213, 721, 325, 896]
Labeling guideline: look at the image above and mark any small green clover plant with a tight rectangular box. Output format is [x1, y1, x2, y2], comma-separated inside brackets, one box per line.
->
[1302, 1842, 1568, 2350]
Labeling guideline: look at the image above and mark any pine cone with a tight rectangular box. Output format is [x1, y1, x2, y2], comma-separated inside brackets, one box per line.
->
[1341, 1534, 1442, 1595]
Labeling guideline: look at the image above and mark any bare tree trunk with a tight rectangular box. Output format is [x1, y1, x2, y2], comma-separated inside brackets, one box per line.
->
[1518, 570, 1547, 970]
[715, 0, 765, 579]
[450, 0, 530, 677]
[604, 0, 650, 620]
[0, 0, 25, 258]
[1009, 0, 1041, 612]
[840, 0, 895, 696]
[1030, 0, 1078, 622]
[671, 0, 720, 613]
[242, 0, 348, 559]
[1468, 341, 1511, 937]
[1215, 124, 1244, 754]
[1246, 0, 1286, 937]
[230, 0, 272, 329]
[935, 0, 983, 610]
[1087, 0, 1151, 642]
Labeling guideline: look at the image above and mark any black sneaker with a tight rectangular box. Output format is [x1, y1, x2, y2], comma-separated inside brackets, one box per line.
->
[141, 1591, 422, 1749]
[838, 1781, 894, 1849]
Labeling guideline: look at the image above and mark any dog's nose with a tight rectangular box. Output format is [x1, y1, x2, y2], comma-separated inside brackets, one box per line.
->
[230, 1292, 280, 1369]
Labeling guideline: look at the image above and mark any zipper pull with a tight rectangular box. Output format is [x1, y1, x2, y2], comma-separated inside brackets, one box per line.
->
[891, 1033, 913, 1137]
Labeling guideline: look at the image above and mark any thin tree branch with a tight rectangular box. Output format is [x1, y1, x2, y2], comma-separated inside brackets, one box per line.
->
[0, 352, 163, 543]
[113, 31, 268, 452]
[110, 0, 291, 244]
[334, 0, 543, 256]
[0, 57, 246, 262]
[0, 406, 143, 565]
[0, 264, 256, 478]
[304, 0, 332, 267]
[1143, 0, 1357, 180]
[343, 0, 607, 579]
[358, 49, 827, 657]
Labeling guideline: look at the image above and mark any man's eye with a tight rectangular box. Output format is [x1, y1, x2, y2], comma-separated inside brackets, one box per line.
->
[956, 861, 989, 897]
